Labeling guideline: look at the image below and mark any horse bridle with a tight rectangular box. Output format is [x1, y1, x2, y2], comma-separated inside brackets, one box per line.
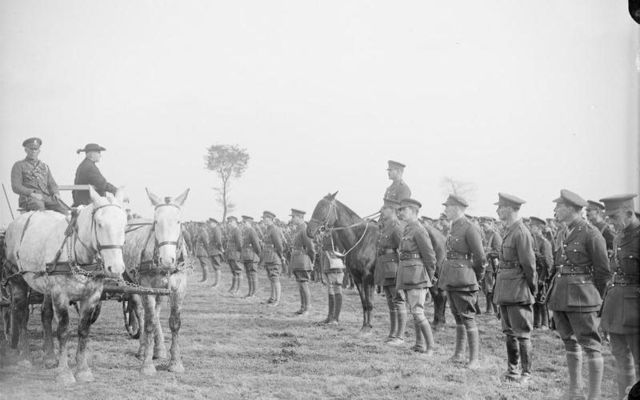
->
[153, 203, 183, 250]
[309, 199, 338, 233]
[91, 203, 125, 254]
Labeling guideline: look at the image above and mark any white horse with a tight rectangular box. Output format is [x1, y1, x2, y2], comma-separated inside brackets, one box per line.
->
[3, 188, 127, 384]
[122, 188, 189, 375]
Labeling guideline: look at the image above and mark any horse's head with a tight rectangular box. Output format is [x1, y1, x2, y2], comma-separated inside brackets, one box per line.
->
[307, 191, 338, 238]
[146, 188, 190, 267]
[87, 187, 128, 278]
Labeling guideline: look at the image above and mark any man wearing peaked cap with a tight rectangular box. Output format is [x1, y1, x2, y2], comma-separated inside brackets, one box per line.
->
[11, 137, 67, 213]
[289, 208, 316, 316]
[586, 200, 615, 254]
[240, 214, 262, 298]
[260, 211, 285, 306]
[290, 208, 306, 217]
[439, 193, 486, 369]
[384, 160, 411, 203]
[548, 189, 611, 400]
[72, 142, 118, 206]
[598, 194, 640, 399]
[224, 216, 244, 295]
[493, 193, 537, 383]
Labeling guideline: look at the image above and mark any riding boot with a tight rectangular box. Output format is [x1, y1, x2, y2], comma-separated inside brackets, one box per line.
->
[586, 351, 603, 400]
[251, 273, 258, 297]
[418, 319, 435, 355]
[244, 272, 252, 298]
[233, 275, 241, 295]
[533, 304, 541, 329]
[211, 268, 220, 288]
[396, 306, 407, 340]
[332, 293, 342, 324]
[322, 294, 335, 324]
[505, 336, 520, 381]
[433, 290, 447, 330]
[412, 320, 425, 352]
[485, 293, 493, 314]
[540, 305, 549, 329]
[614, 351, 636, 400]
[565, 351, 584, 399]
[519, 338, 532, 384]
[386, 310, 397, 341]
[450, 324, 467, 362]
[466, 327, 481, 369]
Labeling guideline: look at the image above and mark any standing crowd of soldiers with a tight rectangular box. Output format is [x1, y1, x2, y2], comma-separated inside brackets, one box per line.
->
[7, 138, 639, 400]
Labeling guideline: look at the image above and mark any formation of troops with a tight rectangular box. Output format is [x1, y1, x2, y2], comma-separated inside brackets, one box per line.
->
[6, 138, 640, 399]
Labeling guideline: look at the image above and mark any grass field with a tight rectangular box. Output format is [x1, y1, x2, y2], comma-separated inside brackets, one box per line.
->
[0, 265, 621, 400]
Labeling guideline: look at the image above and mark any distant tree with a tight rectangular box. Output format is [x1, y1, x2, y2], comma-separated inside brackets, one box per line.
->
[204, 144, 250, 220]
[440, 176, 477, 204]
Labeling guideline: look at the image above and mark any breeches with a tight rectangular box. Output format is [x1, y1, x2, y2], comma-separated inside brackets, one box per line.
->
[448, 290, 479, 324]
[243, 261, 258, 274]
[265, 264, 281, 279]
[294, 270, 311, 282]
[228, 260, 243, 274]
[500, 304, 533, 338]
[553, 311, 602, 353]
[400, 288, 427, 322]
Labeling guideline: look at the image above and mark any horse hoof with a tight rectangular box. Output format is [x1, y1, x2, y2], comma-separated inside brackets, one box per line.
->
[44, 356, 59, 369]
[140, 364, 157, 376]
[168, 362, 185, 373]
[75, 369, 95, 383]
[56, 370, 76, 385]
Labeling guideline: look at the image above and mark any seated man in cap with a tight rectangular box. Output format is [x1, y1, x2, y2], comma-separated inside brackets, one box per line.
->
[384, 160, 411, 202]
[72, 143, 118, 207]
[11, 137, 67, 214]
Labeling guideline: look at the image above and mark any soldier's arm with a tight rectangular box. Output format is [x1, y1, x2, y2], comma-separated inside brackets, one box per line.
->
[491, 232, 503, 253]
[517, 229, 537, 292]
[303, 233, 316, 261]
[272, 227, 284, 258]
[251, 230, 262, 254]
[415, 229, 436, 280]
[10, 163, 34, 196]
[588, 230, 611, 296]
[466, 225, 487, 278]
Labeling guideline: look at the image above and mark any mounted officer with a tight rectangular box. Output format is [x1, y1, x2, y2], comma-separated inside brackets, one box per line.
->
[11, 137, 67, 214]
[528, 216, 553, 330]
[384, 160, 411, 202]
[225, 216, 243, 295]
[547, 189, 611, 400]
[599, 194, 640, 399]
[260, 211, 285, 306]
[493, 193, 536, 384]
[439, 194, 486, 369]
[289, 209, 316, 316]
[72, 143, 118, 207]
[240, 215, 262, 298]
[207, 217, 224, 288]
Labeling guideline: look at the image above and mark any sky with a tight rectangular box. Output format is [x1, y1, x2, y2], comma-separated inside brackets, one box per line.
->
[1, 1, 639, 228]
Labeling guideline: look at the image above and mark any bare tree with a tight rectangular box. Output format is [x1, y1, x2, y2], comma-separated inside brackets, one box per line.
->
[440, 176, 477, 203]
[204, 144, 250, 220]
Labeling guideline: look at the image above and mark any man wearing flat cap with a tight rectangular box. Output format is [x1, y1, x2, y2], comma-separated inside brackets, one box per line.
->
[260, 211, 285, 306]
[206, 218, 224, 288]
[240, 216, 262, 298]
[547, 189, 611, 400]
[11, 137, 67, 214]
[493, 193, 537, 384]
[586, 200, 615, 255]
[528, 216, 553, 331]
[289, 209, 316, 316]
[396, 198, 437, 355]
[599, 194, 640, 399]
[438, 194, 486, 369]
[384, 160, 411, 203]
[224, 216, 244, 295]
[72, 143, 118, 207]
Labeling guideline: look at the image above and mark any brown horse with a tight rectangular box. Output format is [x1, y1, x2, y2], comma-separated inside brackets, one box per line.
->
[307, 192, 379, 332]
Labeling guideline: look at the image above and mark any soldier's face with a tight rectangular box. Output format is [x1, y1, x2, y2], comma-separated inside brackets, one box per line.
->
[496, 205, 513, 221]
[24, 146, 40, 160]
[553, 202, 572, 223]
[387, 169, 399, 180]
[444, 204, 460, 220]
[585, 209, 600, 224]
[607, 210, 631, 231]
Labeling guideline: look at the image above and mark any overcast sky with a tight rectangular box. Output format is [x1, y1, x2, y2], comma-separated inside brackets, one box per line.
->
[1, 1, 638, 227]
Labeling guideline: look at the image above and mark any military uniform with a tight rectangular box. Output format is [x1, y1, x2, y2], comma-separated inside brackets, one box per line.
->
[396, 198, 437, 354]
[384, 160, 411, 202]
[11, 138, 65, 213]
[194, 223, 212, 282]
[599, 194, 640, 399]
[240, 216, 262, 298]
[439, 194, 486, 368]
[260, 211, 284, 305]
[320, 231, 346, 324]
[482, 225, 502, 314]
[72, 143, 117, 206]
[423, 221, 448, 330]
[207, 219, 224, 287]
[530, 217, 553, 330]
[493, 193, 537, 383]
[225, 217, 243, 295]
[587, 200, 616, 254]
[290, 209, 316, 315]
[547, 189, 611, 400]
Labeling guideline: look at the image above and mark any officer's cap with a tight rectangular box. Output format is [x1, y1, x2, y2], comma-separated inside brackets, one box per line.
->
[494, 192, 526, 208]
[226, 216, 238, 222]
[399, 198, 422, 210]
[529, 216, 546, 226]
[290, 209, 306, 217]
[77, 143, 106, 154]
[386, 160, 406, 171]
[381, 198, 401, 210]
[599, 194, 638, 216]
[208, 217, 219, 224]
[442, 194, 468, 208]
[241, 215, 254, 221]
[586, 200, 605, 211]
[553, 189, 588, 208]
[22, 137, 42, 149]
[262, 210, 276, 219]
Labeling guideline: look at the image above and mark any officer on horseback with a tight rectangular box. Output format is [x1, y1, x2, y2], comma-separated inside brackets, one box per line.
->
[384, 160, 411, 202]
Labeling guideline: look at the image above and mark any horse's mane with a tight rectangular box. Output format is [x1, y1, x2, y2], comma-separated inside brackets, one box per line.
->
[334, 199, 361, 221]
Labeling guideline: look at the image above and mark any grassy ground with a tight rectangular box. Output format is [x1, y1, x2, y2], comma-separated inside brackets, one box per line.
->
[0, 265, 620, 400]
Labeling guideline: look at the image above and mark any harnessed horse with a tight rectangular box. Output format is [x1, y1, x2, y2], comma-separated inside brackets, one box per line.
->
[2, 188, 127, 384]
[307, 192, 380, 332]
[122, 188, 189, 375]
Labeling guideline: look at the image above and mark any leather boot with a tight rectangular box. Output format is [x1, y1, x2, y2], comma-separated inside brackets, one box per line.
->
[466, 327, 481, 369]
[396, 306, 407, 340]
[244, 273, 253, 298]
[565, 351, 584, 399]
[586, 351, 603, 400]
[228, 275, 236, 293]
[296, 285, 305, 314]
[200, 260, 208, 282]
[332, 293, 342, 325]
[433, 290, 447, 331]
[485, 293, 494, 314]
[385, 310, 397, 342]
[519, 338, 532, 384]
[251, 273, 258, 297]
[211, 267, 220, 288]
[233, 275, 241, 295]
[418, 319, 435, 356]
[321, 294, 335, 324]
[505, 336, 520, 381]
[473, 299, 482, 315]
[411, 320, 426, 352]
[449, 324, 467, 362]
[540, 305, 549, 330]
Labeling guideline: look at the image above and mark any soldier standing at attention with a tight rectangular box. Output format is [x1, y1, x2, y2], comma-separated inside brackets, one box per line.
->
[599, 194, 640, 399]
[207, 218, 224, 288]
[420, 216, 448, 331]
[384, 160, 411, 202]
[318, 227, 346, 325]
[374, 198, 405, 343]
[480, 217, 502, 315]
[240, 215, 262, 298]
[547, 190, 611, 400]
[439, 194, 486, 369]
[11, 137, 67, 214]
[586, 200, 616, 256]
[289, 209, 316, 316]
[493, 193, 537, 384]
[529, 216, 553, 330]
[260, 211, 285, 306]
[194, 222, 212, 283]
[72, 143, 118, 206]
[396, 198, 437, 355]
[225, 216, 243, 295]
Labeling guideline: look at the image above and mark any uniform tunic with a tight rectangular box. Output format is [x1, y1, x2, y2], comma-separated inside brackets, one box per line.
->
[384, 180, 411, 203]
[195, 224, 211, 258]
[375, 218, 402, 287]
[261, 224, 284, 278]
[241, 224, 262, 272]
[72, 157, 117, 206]
[225, 225, 243, 273]
[396, 220, 436, 290]
[483, 230, 503, 293]
[439, 217, 486, 291]
[494, 219, 536, 305]
[290, 222, 316, 280]
[592, 220, 615, 254]
[10, 158, 59, 209]
[208, 225, 224, 257]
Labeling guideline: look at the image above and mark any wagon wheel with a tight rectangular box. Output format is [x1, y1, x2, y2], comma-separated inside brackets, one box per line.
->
[122, 298, 140, 339]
